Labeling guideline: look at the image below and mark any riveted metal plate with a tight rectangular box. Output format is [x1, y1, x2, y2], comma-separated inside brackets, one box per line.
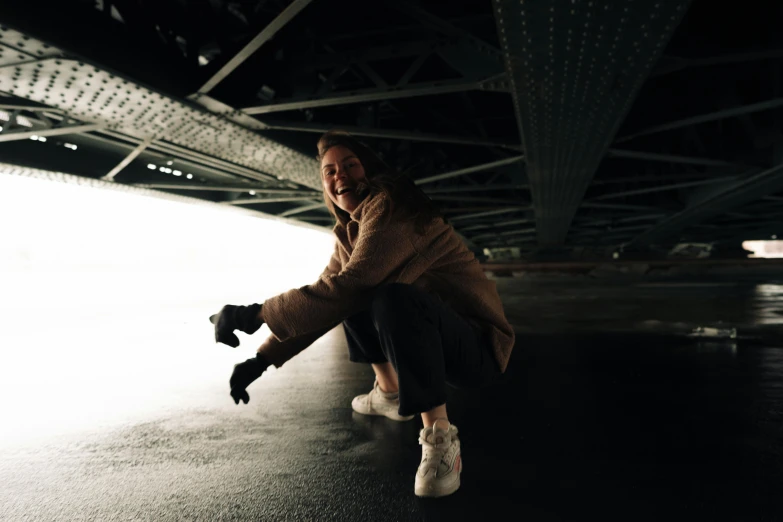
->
[0, 26, 63, 66]
[493, 0, 691, 245]
[0, 33, 320, 189]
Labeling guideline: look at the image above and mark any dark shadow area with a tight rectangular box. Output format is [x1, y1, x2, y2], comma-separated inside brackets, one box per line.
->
[415, 332, 783, 522]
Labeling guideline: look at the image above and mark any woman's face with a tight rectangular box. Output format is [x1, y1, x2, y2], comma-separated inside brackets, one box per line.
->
[321, 145, 368, 213]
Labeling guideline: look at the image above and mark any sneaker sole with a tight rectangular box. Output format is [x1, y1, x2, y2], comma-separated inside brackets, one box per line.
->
[351, 405, 415, 422]
[414, 474, 460, 498]
[351, 397, 415, 422]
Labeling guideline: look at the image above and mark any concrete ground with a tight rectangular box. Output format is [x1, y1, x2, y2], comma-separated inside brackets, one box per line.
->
[1, 275, 783, 521]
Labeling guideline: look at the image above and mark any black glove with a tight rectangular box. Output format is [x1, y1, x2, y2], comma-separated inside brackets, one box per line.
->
[209, 303, 264, 348]
[230, 353, 270, 404]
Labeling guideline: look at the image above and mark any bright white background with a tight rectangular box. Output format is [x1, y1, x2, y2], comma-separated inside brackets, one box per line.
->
[0, 171, 335, 449]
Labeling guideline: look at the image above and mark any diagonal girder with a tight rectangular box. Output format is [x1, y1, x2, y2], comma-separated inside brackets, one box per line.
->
[196, 0, 315, 95]
[625, 160, 783, 248]
[493, 0, 691, 246]
[243, 75, 510, 114]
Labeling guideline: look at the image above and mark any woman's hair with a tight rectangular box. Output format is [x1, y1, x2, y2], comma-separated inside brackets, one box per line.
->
[316, 130, 443, 233]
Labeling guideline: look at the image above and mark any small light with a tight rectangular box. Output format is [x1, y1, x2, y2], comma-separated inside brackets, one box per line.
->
[166, 161, 173, 166]
[0, 126, 3, 132]
[172, 170, 182, 176]
[773, 235, 778, 240]
[147, 164, 157, 170]
[249, 190, 256, 195]
[30, 135, 39, 141]
[38, 137, 47, 142]
[186, 174, 193, 179]
[612, 252, 620, 259]
[159, 166, 166, 172]
[164, 168, 173, 173]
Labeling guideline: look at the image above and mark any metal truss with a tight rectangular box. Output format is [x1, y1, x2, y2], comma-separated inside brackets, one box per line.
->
[494, 0, 692, 245]
[625, 160, 783, 248]
[2, 0, 783, 256]
[195, 0, 314, 95]
[615, 97, 783, 144]
[261, 120, 520, 150]
[243, 75, 510, 114]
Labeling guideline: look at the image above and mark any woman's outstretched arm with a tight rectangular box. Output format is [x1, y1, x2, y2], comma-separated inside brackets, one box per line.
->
[262, 194, 439, 342]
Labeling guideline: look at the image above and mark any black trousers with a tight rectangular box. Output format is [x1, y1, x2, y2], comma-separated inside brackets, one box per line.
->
[343, 283, 502, 416]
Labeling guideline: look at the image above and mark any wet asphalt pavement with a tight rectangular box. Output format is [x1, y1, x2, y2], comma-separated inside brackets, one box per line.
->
[2, 276, 783, 521]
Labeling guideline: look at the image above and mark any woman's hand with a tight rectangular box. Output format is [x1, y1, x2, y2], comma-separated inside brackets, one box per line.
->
[230, 354, 270, 404]
[209, 303, 264, 347]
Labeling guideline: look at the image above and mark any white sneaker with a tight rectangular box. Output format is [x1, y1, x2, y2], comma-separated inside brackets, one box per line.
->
[414, 419, 462, 497]
[351, 380, 414, 422]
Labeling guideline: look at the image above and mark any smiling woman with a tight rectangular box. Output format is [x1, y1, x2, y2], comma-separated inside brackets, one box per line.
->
[0, 167, 334, 448]
[209, 130, 515, 498]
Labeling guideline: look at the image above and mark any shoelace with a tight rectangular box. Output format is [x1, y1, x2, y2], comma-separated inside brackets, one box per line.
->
[419, 437, 446, 468]
[419, 425, 458, 469]
[367, 380, 383, 410]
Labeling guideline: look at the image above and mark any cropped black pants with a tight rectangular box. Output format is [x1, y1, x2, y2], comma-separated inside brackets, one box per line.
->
[343, 283, 502, 416]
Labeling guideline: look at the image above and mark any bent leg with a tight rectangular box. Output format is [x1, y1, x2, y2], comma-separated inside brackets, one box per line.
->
[344, 310, 401, 393]
[370, 283, 501, 417]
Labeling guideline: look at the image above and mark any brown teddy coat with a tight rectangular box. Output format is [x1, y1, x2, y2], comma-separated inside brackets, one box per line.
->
[259, 191, 515, 371]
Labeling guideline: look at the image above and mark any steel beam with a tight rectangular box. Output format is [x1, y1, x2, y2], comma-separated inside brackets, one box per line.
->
[415, 155, 523, 185]
[459, 218, 535, 233]
[0, 123, 101, 142]
[96, 129, 279, 184]
[398, 50, 431, 87]
[572, 223, 658, 237]
[448, 207, 529, 222]
[574, 214, 667, 227]
[0, 48, 321, 189]
[591, 174, 711, 186]
[261, 120, 520, 149]
[243, 76, 509, 114]
[494, 0, 691, 246]
[429, 195, 522, 205]
[224, 195, 320, 205]
[626, 160, 783, 247]
[102, 138, 153, 181]
[424, 184, 528, 194]
[196, 0, 314, 94]
[615, 98, 783, 144]
[0, 103, 65, 113]
[386, 0, 502, 57]
[279, 202, 327, 217]
[589, 176, 736, 201]
[605, 149, 752, 169]
[469, 227, 537, 241]
[652, 48, 783, 77]
[288, 40, 443, 74]
[581, 202, 666, 212]
[133, 183, 319, 195]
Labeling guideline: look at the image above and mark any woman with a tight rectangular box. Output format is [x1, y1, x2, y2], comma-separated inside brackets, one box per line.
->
[210, 131, 515, 498]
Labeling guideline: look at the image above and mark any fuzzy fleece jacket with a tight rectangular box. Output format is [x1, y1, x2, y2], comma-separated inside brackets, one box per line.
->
[259, 191, 515, 372]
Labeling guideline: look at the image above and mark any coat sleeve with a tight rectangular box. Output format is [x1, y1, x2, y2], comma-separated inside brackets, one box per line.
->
[257, 240, 342, 367]
[261, 194, 427, 341]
